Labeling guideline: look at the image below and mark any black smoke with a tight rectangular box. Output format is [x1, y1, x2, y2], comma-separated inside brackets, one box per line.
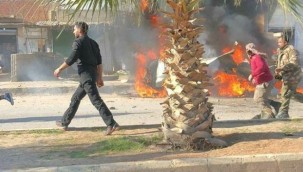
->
[198, 0, 277, 77]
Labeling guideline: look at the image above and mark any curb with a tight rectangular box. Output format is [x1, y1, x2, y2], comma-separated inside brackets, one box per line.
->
[5, 153, 303, 172]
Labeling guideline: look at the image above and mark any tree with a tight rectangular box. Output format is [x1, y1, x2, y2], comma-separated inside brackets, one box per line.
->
[37, 0, 303, 149]
[159, 0, 226, 149]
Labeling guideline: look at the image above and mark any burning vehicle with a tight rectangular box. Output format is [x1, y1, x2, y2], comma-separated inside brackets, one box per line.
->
[131, 0, 303, 98]
[139, 41, 255, 98]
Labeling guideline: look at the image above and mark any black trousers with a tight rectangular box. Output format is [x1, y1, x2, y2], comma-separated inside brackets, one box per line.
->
[61, 69, 116, 127]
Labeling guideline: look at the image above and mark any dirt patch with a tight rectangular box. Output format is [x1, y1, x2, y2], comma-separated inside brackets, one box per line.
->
[1, 120, 303, 170]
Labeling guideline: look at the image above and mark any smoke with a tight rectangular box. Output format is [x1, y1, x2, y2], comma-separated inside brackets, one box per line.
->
[221, 14, 258, 44]
[87, 13, 160, 76]
[80, 1, 277, 79]
[198, 2, 277, 76]
[12, 53, 60, 82]
[201, 5, 271, 52]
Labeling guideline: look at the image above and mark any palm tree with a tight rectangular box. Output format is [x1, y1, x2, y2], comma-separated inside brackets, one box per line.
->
[36, 0, 303, 149]
[159, 0, 227, 149]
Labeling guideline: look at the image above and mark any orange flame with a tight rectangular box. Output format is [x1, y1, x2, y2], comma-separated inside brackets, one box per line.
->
[297, 87, 303, 94]
[140, 0, 149, 12]
[150, 15, 159, 28]
[213, 43, 255, 97]
[135, 51, 167, 98]
[213, 70, 255, 97]
[275, 81, 303, 94]
[134, 12, 168, 98]
[274, 81, 282, 91]
[222, 44, 245, 65]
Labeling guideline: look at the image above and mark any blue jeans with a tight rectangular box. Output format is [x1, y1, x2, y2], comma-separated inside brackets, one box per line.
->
[61, 69, 116, 127]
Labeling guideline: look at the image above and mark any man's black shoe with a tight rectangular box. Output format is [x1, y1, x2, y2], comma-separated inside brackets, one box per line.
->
[105, 123, 120, 136]
[276, 111, 290, 119]
[56, 121, 68, 131]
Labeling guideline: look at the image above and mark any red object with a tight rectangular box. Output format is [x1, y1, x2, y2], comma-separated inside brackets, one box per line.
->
[250, 54, 273, 85]
[0, 0, 49, 24]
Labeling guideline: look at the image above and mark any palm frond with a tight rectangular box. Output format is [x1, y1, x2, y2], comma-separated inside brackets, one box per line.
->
[35, 0, 303, 35]
[35, 0, 122, 20]
[277, 0, 303, 27]
[233, 0, 303, 27]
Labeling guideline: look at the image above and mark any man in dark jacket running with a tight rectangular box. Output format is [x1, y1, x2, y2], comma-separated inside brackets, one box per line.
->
[54, 22, 119, 135]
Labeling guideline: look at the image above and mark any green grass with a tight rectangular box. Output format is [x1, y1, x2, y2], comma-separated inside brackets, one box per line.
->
[290, 118, 303, 123]
[0, 129, 64, 135]
[66, 134, 163, 158]
[280, 126, 298, 136]
[68, 151, 91, 158]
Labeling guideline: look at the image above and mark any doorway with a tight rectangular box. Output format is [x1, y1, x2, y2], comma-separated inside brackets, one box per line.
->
[0, 28, 17, 73]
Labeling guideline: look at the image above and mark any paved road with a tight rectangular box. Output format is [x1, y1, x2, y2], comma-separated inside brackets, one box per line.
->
[0, 94, 164, 131]
[1, 94, 303, 131]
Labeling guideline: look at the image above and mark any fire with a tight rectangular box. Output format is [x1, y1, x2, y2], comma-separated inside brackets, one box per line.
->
[214, 43, 254, 97]
[275, 81, 303, 94]
[222, 44, 245, 65]
[135, 51, 167, 98]
[214, 70, 255, 97]
[150, 15, 159, 27]
[274, 81, 282, 91]
[297, 88, 303, 94]
[134, 13, 167, 98]
[297, 87, 303, 94]
[140, 0, 149, 12]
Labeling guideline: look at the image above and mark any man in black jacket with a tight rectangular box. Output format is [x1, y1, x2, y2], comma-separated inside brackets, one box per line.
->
[54, 22, 119, 135]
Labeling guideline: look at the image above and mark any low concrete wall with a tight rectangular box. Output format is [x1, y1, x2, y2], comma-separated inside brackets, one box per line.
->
[11, 53, 62, 81]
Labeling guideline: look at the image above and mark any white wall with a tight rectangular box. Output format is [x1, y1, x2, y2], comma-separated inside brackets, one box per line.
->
[268, 6, 303, 63]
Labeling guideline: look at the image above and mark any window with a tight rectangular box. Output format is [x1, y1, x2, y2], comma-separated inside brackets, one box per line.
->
[25, 27, 49, 53]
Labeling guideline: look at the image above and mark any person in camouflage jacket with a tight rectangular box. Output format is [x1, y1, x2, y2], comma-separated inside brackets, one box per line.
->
[275, 34, 303, 118]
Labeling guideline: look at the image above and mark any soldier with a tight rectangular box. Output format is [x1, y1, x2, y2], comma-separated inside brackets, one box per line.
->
[246, 43, 281, 119]
[275, 34, 303, 119]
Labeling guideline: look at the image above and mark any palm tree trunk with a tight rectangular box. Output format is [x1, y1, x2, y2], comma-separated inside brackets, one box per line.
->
[161, 0, 227, 149]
